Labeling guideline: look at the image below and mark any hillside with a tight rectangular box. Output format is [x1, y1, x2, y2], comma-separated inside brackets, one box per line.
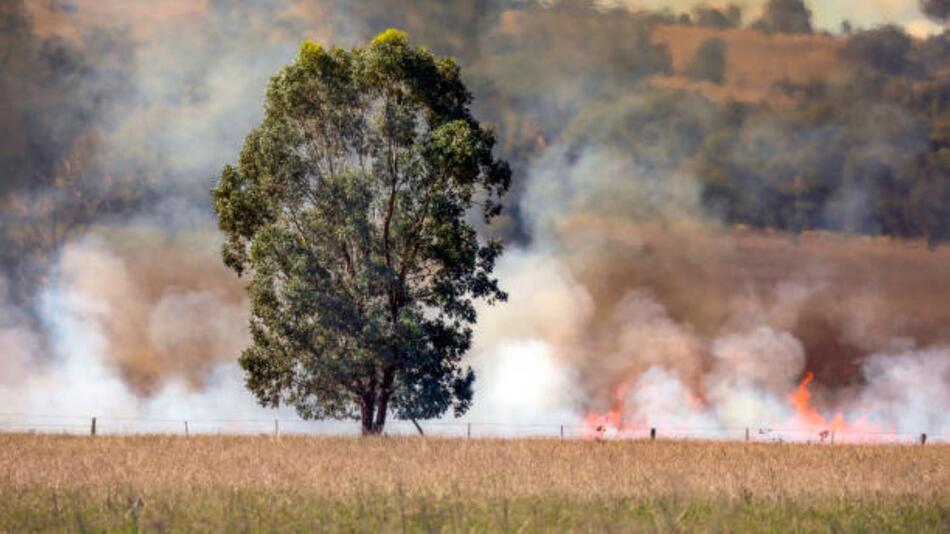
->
[651, 25, 849, 103]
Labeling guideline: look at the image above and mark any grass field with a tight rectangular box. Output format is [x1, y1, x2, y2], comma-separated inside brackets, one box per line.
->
[0, 434, 947, 532]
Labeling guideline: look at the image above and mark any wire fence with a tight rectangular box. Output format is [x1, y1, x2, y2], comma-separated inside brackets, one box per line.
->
[0, 413, 946, 445]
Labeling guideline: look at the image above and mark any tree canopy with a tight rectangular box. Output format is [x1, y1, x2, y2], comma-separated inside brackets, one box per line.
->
[212, 29, 511, 435]
[753, 0, 813, 34]
[920, 0, 950, 22]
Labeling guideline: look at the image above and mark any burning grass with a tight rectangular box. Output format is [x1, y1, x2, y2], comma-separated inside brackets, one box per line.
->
[0, 434, 946, 531]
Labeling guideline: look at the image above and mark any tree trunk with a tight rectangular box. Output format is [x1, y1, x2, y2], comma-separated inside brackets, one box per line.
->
[374, 367, 397, 433]
[372, 392, 390, 435]
[359, 368, 396, 436]
[360, 398, 379, 436]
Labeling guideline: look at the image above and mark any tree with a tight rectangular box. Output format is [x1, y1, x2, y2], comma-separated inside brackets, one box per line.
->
[691, 5, 742, 29]
[212, 30, 511, 435]
[686, 38, 728, 85]
[840, 25, 914, 76]
[920, 0, 950, 22]
[752, 0, 813, 34]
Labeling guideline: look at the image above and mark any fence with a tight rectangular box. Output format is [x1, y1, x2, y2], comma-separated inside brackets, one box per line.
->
[0, 413, 945, 445]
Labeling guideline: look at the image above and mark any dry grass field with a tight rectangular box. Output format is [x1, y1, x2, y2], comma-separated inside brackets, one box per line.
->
[0, 434, 947, 532]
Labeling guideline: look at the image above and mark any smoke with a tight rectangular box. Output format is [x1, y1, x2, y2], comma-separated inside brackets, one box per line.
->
[0, 0, 947, 437]
[857, 347, 950, 433]
[0, 277, 43, 386]
[469, 143, 950, 436]
[52, 231, 248, 396]
[0, 228, 285, 423]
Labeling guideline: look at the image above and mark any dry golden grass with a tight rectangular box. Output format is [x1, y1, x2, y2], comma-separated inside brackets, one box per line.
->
[1, 434, 947, 531]
[651, 25, 848, 104]
[1, 434, 946, 500]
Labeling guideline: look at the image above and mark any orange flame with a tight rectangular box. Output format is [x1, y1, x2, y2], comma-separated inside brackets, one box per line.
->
[583, 377, 637, 438]
[788, 372, 823, 426]
[788, 371, 879, 438]
[582, 369, 886, 442]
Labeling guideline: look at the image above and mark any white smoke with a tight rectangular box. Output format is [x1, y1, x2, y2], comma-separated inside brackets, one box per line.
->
[457, 144, 950, 440]
[462, 249, 591, 428]
[858, 347, 950, 434]
[0, 235, 299, 434]
[0, 278, 42, 387]
[2, 142, 948, 440]
[1, 2, 948, 439]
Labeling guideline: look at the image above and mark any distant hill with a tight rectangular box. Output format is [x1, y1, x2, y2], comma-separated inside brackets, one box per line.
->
[650, 25, 849, 103]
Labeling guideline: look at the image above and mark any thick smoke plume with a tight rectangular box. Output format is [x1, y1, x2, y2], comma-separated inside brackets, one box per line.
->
[53, 231, 248, 396]
[0, 0, 947, 437]
[472, 146, 950, 436]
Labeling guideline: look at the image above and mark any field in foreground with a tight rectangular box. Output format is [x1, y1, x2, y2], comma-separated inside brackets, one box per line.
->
[0, 435, 947, 532]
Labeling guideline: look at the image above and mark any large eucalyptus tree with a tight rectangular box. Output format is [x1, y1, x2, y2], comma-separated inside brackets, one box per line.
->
[212, 30, 510, 435]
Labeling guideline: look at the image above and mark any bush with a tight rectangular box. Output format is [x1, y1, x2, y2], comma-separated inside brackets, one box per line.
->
[840, 25, 914, 76]
[687, 38, 728, 84]
[691, 5, 742, 29]
[753, 0, 813, 34]
[920, 0, 950, 22]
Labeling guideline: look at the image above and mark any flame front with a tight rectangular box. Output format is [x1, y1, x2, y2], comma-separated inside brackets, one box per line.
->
[582, 370, 887, 441]
[787, 371, 882, 438]
[583, 378, 636, 438]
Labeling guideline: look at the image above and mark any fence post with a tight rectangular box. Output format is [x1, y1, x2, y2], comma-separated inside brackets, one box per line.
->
[560, 424, 564, 440]
[184, 421, 189, 436]
[90, 416, 96, 436]
[650, 427, 656, 441]
[275, 419, 280, 438]
[745, 428, 750, 442]
[921, 433, 927, 446]
[467, 423, 471, 439]
[830, 431, 835, 445]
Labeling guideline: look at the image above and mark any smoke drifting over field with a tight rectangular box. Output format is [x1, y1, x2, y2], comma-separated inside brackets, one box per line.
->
[0, 0, 948, 437]
[469, 147, 950, 435]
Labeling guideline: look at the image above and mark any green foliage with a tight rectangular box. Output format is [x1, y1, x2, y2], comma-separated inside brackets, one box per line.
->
[371, 28, 410, 47]
[212, 30, 511, 434]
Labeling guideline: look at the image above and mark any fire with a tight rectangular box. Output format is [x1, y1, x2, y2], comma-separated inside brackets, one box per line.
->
[583, 377, 636, 438]
[581, 369, 886, 442]
[787, 371, 882, 440]
[788, 372, 824, 427]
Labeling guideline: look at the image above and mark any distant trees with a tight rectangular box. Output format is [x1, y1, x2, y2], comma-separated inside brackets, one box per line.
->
[212, 31, 510, 436]
[920, 0, 950, 22]
[553, 20, 949, 245]
[752, 0, 814, 34]
[468, 1, 672, 161]
[687, 38, 728, 84]
[343, 0, 509, 62]
[691, 4, 742, 29]
[840, 25, 914, 76]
